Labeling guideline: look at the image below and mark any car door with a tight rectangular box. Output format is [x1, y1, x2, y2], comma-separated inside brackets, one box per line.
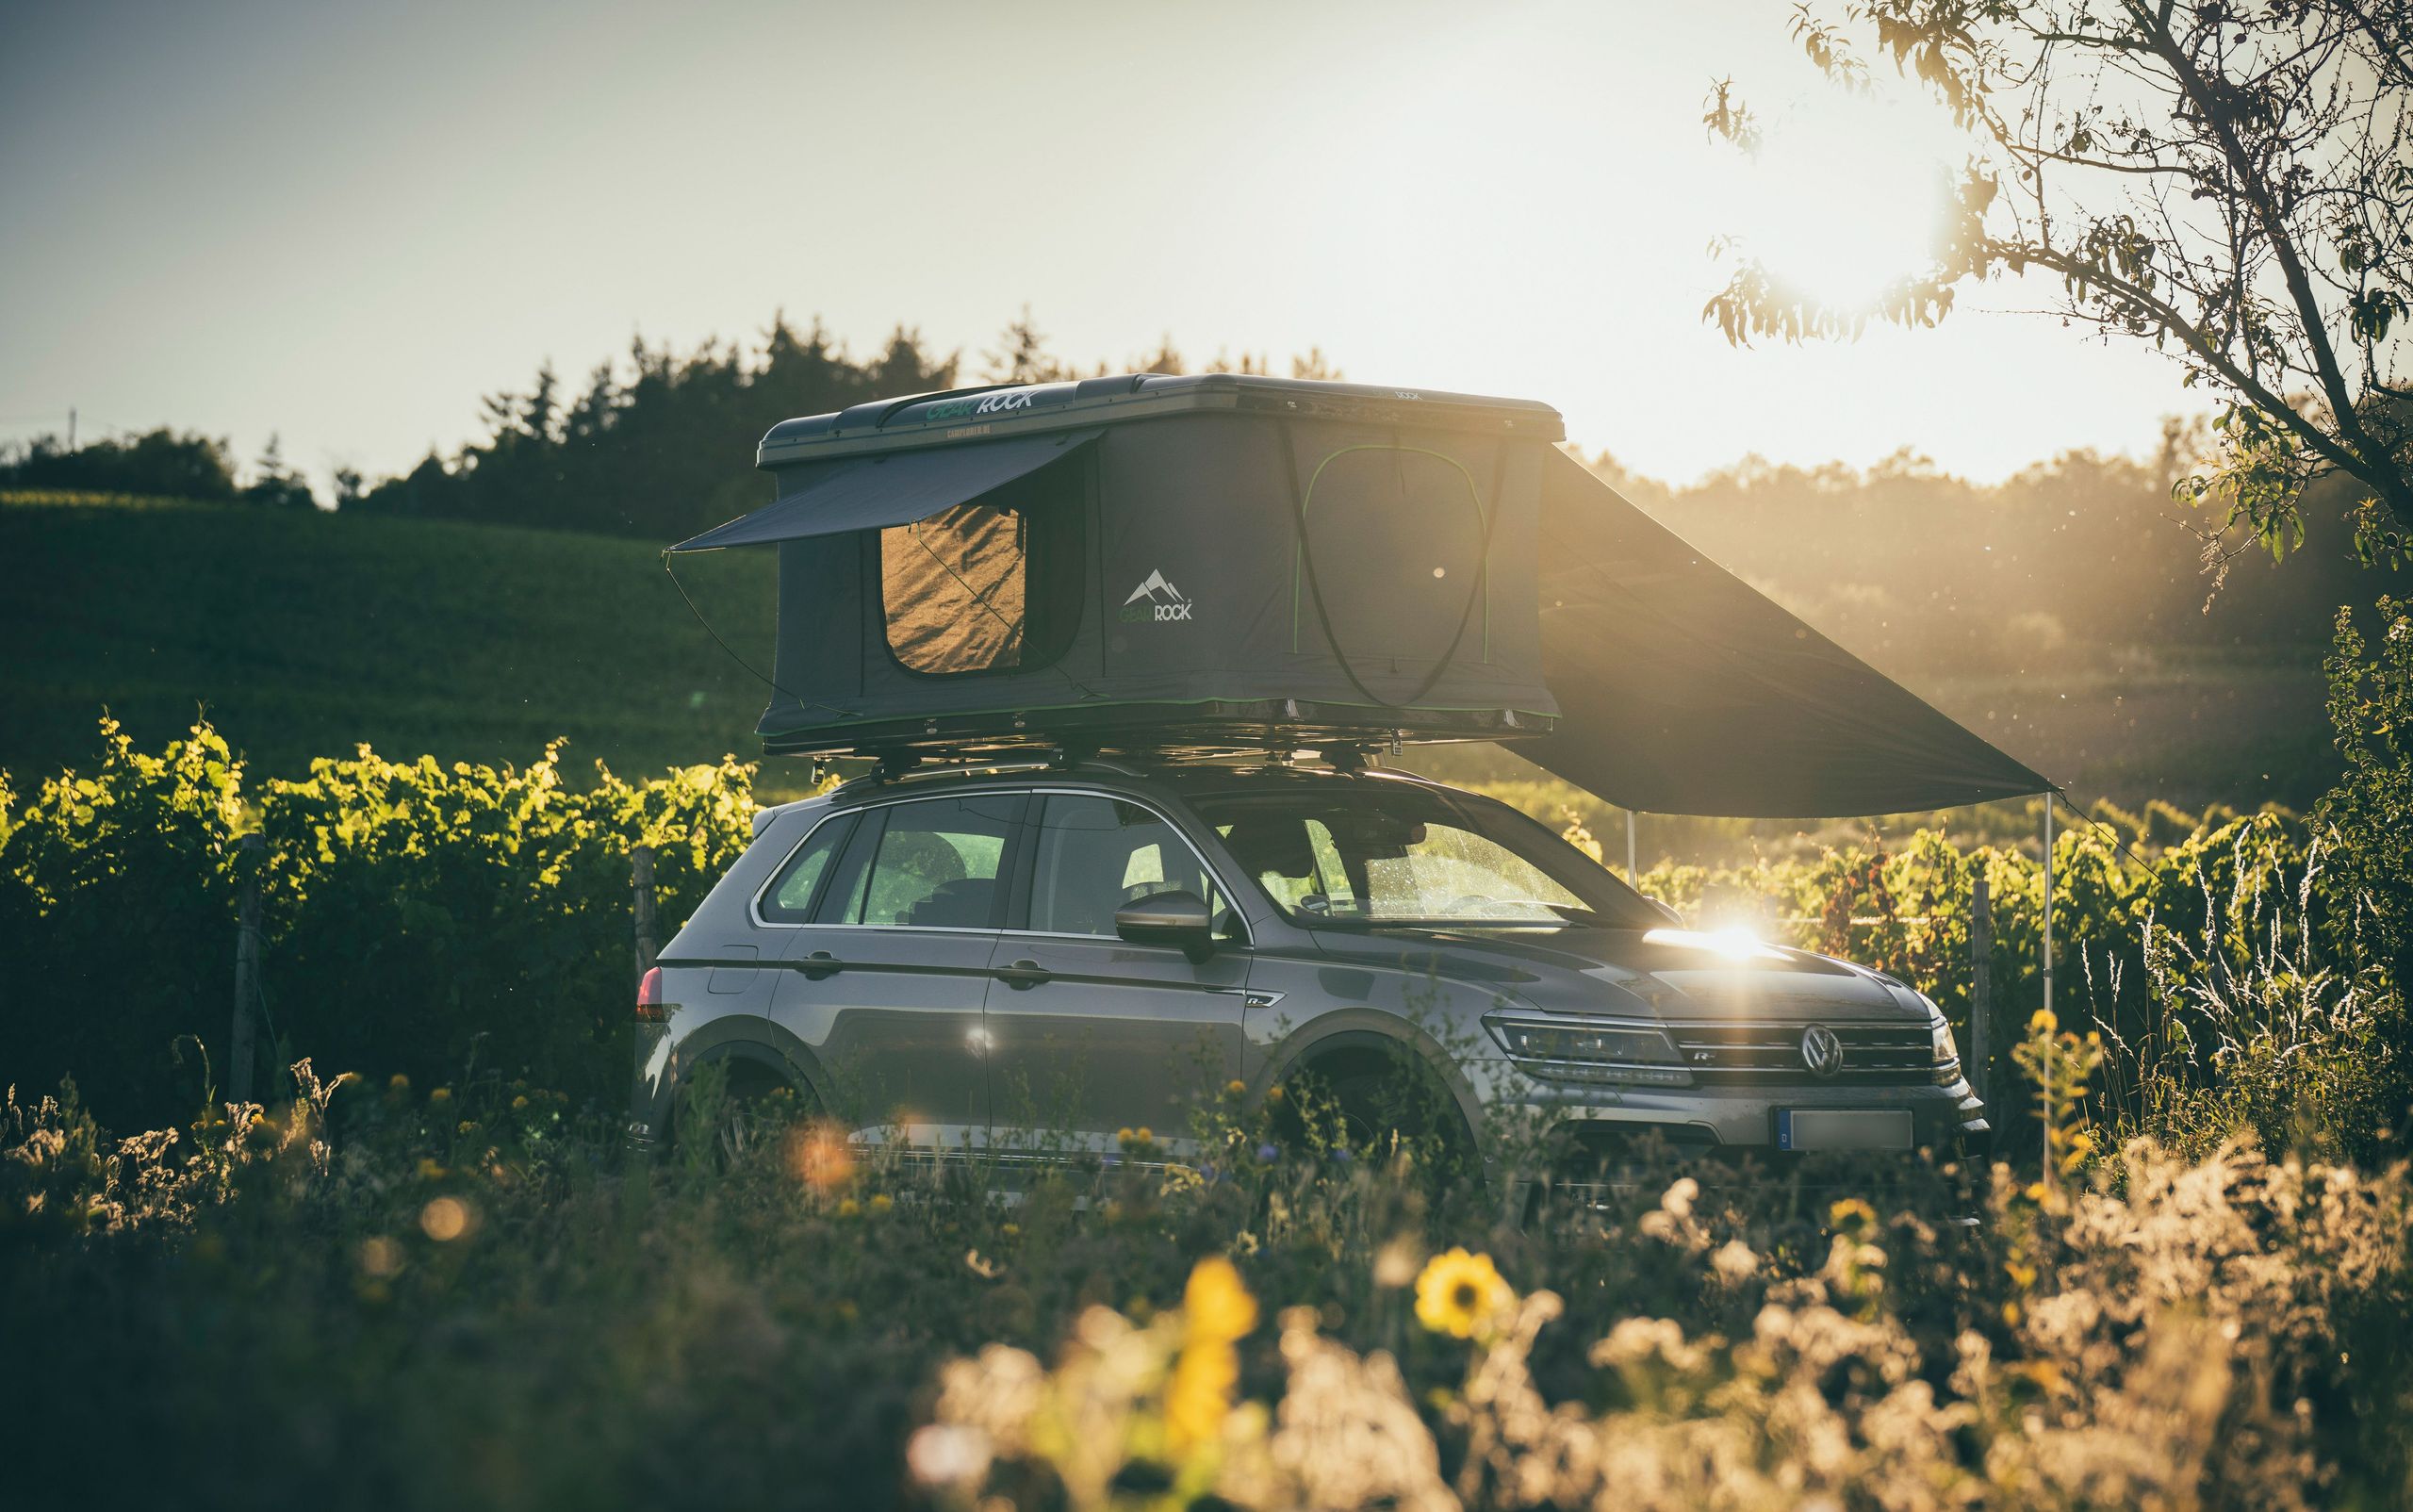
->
[983, 791, 1251, 1154]
[763, 792, 1026, 1149]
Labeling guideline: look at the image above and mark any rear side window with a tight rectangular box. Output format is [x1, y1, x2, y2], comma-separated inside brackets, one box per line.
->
[759, 814, 856, 923]
[817, 795, 1024, 929]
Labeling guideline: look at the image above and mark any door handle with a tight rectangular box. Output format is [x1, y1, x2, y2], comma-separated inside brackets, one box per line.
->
[994, 959, 1050, 990]
[799, 950, 843, 980]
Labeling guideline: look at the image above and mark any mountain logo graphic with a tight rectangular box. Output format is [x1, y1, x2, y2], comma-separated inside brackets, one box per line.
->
[1121, 568, 1194, 622]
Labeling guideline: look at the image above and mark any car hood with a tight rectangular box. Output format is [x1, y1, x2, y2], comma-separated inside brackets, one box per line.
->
[1306, 925, 1927, 1024]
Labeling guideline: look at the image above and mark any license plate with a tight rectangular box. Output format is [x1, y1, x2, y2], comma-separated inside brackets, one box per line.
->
[1776, 1109, 1913, 1151]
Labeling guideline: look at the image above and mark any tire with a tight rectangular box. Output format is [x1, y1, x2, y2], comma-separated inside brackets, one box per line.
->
[674, 1057, 810, 1172]
[1276, 1046, 1477, 1175]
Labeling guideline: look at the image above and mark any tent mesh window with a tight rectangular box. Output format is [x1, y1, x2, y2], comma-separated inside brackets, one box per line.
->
[878, 458, 1084, 677]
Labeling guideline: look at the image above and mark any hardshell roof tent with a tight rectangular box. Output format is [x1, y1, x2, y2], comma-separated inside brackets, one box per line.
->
[674, 373, 2048, 818]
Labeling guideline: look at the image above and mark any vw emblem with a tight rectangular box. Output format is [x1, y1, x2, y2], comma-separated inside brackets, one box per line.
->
[1800, 1024, 1846, 1078]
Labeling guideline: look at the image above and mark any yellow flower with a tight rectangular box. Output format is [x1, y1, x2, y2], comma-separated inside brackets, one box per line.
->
[1225, 1079, 1247, 1096]
[387, 1074, 410, 1093]
[1182, 1257, 1258, 1347]
[1164, 1338, 1239, 1454]
[2027, 1009, 2057, 1034]
[1828, 1197, 1877, 1229]
[1415, 1248, 1515, 1339]
[511, 1095, 529, 1110]
[836, 1198, 861, 1218]
[868, 1193, 895, 1214]
[430, 1087, 451, 1104]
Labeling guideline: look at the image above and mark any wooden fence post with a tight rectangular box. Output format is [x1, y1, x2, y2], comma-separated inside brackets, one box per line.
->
[632, 845, 660, 989]
[229, 832, 264, 1104]
[1969, 867, 1992, 1107]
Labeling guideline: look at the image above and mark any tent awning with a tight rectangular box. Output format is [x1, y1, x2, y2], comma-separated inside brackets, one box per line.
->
[1518, 449, 2050, 817]
[670, 427, 1103, 552]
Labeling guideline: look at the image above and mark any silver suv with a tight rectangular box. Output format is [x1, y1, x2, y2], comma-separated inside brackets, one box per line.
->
[632, 760, 1989, 1179]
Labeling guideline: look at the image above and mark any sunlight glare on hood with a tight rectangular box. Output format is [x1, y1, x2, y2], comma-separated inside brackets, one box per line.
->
[1642, 926, 1788, 964]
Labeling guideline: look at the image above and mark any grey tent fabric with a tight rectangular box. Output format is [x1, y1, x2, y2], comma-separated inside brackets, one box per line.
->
[669, 428, 1103, 552]
[1519, 449, 2049, 816]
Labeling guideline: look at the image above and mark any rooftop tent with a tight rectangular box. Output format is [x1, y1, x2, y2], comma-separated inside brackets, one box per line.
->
[671, 374, 1567, 755]
[1518, 448, 2050, 816]
[671, 372, 2046, 818]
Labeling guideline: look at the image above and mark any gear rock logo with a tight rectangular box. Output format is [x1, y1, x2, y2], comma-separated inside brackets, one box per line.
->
[1121, 568, 1194, 622]
[1799, 1024, 1846, 1078]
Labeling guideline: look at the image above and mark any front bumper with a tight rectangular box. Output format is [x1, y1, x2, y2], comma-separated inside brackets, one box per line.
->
[1482, 1059, 1991, 1155]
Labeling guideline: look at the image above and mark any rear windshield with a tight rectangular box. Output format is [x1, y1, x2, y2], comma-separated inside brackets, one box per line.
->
[1187, 782, 1664, 930]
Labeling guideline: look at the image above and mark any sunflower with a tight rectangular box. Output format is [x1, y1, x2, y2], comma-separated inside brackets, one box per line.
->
[1414, 1248, 1515, 1339]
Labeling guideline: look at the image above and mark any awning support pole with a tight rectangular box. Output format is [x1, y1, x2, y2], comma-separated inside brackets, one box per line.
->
[2041, 797, 2055, 1027]
[1626, 810, 1639, 888]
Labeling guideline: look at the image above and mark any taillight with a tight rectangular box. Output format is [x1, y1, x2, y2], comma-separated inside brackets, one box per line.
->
[637, 966, 670, 1024]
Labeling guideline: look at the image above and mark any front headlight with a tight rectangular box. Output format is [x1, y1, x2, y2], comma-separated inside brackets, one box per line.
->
[1930, 1016, 1962, 1082]
[1485, 1016, 1694, 1087]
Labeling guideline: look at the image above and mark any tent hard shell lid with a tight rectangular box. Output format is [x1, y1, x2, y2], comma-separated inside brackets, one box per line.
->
[672, 372, 2048, 818]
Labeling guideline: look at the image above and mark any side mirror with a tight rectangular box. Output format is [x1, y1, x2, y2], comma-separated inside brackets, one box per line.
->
[1115, 889, 1216, 963]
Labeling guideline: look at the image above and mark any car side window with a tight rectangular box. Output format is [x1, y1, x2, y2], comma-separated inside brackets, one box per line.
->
[759, 814, 856, 923]
[1031, 795, 1234, 938]
[821, 796, 1022, 929]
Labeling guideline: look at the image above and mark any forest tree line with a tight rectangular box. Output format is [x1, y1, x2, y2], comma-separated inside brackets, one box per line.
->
[6, 306, 2401, 655]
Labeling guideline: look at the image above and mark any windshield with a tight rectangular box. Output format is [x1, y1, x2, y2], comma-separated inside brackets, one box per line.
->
[1189, 781, 1666, 930]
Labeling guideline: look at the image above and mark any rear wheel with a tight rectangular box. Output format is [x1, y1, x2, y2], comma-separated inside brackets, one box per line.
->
[675, 1057, 811, 1172]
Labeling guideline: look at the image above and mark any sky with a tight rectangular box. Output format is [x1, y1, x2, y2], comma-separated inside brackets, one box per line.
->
[0, 0, 2212, 495]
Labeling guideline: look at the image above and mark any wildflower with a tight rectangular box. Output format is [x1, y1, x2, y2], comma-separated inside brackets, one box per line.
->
[1225, 1079, 1247, 1096]
[1266, 1084, 1284, 1101]
[906, 1423, 993, 1487]
[2028, 1009, 2057, 1034]
[1166, 1257, 1257, 1454]
[837, 1198, 862, 1218]
[387, 1074, 409, 1093]
[1256, 1142, 1279, 1163]
[510, 1095, 528, 1110]
[1182, 1256, 1258, 1346]
[1331, 1145, 1353, 1164]
[1829, 1196, 1877, 1229]
[1711, 1239, 1761, 1284]
[1415, 1248, 1515, 1339]
[456, 1120, 477, 1135]
[1001, 1222, 1020, 1238]
[430, 1087, 451, 1104]
[868, 1193, 895, 1214]
[415, 1158, 447, 1181]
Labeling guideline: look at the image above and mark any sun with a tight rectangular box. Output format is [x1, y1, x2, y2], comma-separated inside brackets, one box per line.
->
[1724, 94, 1954, 310]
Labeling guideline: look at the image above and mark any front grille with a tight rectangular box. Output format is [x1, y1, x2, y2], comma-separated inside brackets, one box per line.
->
[1668, 1022, 1939, 1085]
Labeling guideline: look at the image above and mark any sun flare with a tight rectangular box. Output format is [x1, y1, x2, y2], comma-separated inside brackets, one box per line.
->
[1725, 96, 1953, 309]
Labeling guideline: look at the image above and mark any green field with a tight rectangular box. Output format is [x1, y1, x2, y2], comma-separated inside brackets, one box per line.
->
[1, 490, 779, 790]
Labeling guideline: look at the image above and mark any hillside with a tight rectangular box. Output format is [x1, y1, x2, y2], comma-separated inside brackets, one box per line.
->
[0, 490, 778, 790]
